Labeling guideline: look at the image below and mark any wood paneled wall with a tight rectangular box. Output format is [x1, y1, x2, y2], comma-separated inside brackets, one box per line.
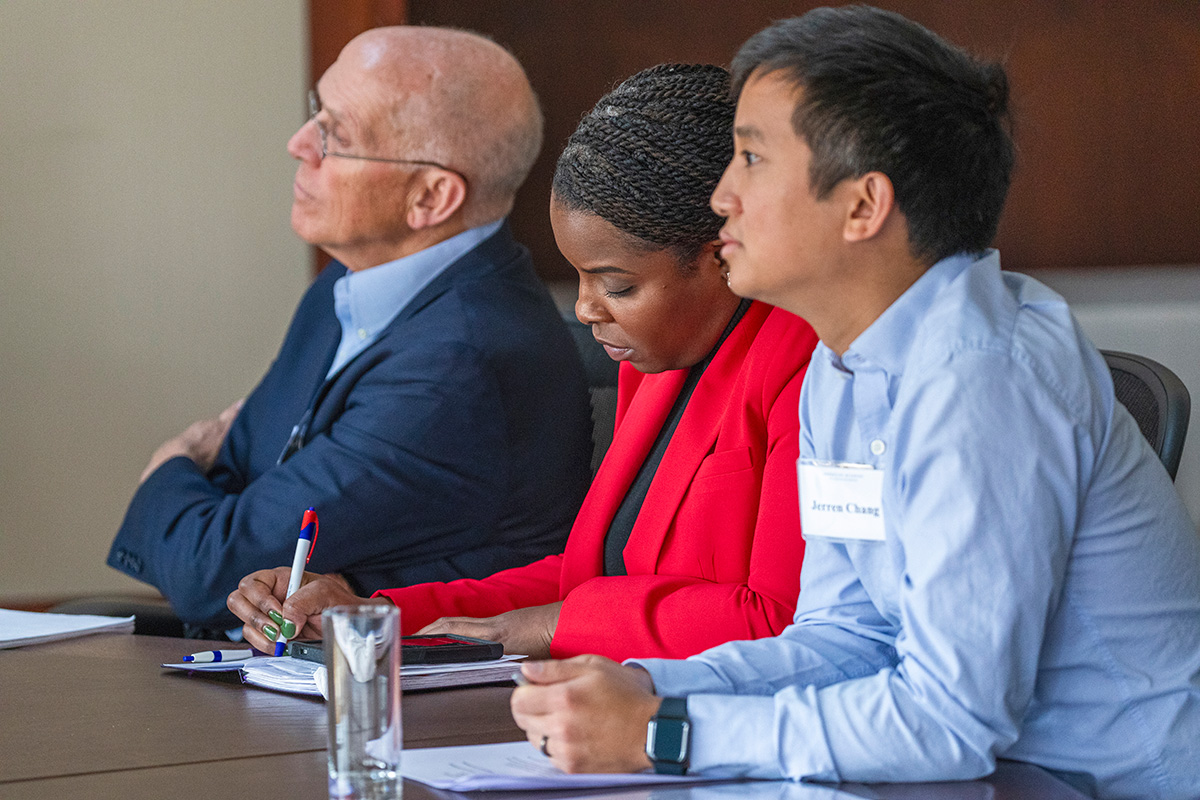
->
[307, 0, 407, 272]
[314, 1, 1200, 280]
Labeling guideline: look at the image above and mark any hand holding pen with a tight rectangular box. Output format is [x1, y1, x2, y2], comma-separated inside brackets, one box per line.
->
[227, 567, 382, 653]
[275, 507, 319, 656]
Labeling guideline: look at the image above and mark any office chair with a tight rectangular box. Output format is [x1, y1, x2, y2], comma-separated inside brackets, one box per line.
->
[564, 314, 619, 474]
[1102, 350, 1190, 481]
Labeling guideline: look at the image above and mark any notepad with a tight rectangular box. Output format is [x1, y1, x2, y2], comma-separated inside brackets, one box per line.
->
[0, 608, 135, 650]
[161, 653, 527, 696]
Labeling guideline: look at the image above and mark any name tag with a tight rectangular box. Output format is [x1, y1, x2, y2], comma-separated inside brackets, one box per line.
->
[798, 459, 886, 542]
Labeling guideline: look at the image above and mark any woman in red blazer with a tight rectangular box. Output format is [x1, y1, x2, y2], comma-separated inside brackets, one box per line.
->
[228, 65, 818, 662]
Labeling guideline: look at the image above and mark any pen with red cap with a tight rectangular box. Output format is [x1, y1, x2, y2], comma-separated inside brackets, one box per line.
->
[275, 506, 319, 656]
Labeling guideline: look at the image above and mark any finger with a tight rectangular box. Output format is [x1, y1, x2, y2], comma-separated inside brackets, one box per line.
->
[246, 567, 290, 603]
[519, 654, 612, 686]
[218, 398, 245, 423]
[229, 570, 284, 621]
[510, 682, 557, 727]
[298, 616, 323, 640]
[281, 576, 370, 637]
[416, 617, 483, 637]
[226, 586, 274, 634]
[240, 620, 278, 653]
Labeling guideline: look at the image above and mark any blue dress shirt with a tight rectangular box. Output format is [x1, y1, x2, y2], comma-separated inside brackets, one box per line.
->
[326, 220, 502, 378]
[633, 251, 1200, 799]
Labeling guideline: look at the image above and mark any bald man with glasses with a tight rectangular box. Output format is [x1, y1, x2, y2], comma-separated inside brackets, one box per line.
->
[108, 27, 592, 637]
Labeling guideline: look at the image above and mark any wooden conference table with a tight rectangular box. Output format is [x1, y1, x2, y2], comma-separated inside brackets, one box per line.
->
[0, 633, 1090, 799]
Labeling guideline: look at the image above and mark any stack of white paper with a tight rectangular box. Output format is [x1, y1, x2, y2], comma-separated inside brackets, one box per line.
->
[401, 655, 527, 691]
[401, 741, 713, 791]
[0, 609, 135, 650]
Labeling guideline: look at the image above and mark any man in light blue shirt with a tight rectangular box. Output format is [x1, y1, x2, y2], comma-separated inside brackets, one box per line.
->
[510, 8, 1200, 799]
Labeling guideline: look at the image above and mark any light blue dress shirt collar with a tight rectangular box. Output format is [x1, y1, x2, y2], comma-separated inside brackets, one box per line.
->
[325, 219, 503, 379]
[835, 251, 981, 377]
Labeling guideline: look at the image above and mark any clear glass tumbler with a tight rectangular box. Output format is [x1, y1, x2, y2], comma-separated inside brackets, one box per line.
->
[324, 604, 402, 799]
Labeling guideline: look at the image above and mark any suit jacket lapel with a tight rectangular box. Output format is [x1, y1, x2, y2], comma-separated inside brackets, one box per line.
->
[389, 222, 515, 327]
[309, 225, 516, 424]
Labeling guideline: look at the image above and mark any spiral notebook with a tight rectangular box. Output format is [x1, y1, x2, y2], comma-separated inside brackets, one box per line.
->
[162, 653, 525, 695]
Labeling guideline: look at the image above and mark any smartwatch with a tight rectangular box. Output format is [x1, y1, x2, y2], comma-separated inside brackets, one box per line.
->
[645, 696, 690, 775]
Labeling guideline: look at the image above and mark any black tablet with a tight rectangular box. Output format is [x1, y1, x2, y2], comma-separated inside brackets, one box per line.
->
[288, 633, 503, 665]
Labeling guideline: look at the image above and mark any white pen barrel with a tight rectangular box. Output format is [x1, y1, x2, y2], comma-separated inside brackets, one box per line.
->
[285, 537, 309, 598]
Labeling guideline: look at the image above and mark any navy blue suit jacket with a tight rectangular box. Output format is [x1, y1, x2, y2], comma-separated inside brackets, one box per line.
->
[109, 224, 592, 627]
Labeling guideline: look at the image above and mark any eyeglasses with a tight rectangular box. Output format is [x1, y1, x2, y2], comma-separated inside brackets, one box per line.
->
[307, 90, 467, 184]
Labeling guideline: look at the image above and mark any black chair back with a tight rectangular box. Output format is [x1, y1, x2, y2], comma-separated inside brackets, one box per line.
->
[1102, 350, 1190, 480]
[49, 595, 184, 637]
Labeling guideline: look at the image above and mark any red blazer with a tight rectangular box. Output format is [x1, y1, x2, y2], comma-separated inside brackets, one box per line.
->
[377, 302, 818, 661]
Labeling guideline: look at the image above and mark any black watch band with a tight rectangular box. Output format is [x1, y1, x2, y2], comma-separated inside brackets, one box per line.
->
[645, 696, 690, 775]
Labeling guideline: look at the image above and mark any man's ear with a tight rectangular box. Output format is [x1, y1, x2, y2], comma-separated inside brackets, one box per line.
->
[406, 170, 467, 230]
[843, 171, 895, 243]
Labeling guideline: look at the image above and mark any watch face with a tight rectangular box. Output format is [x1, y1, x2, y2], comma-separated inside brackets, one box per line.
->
[646, 697, 690, 775]
[647, 718, 690, 762]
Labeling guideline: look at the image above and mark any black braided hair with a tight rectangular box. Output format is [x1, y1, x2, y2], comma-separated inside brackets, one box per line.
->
[553, 63, 734, 265]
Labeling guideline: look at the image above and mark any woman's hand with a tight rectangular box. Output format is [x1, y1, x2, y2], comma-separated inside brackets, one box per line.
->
[226, 568, 388, 653]
[416, 601, 563, 659]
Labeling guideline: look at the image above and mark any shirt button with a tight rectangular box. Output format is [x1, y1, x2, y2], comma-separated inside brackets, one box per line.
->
[357, 328, 368, 340]
[870, 439, 886, 456]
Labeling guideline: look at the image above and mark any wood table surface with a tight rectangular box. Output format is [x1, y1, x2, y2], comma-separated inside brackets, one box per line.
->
[0, 632, 522, 793]
[0, 631, 1089, 799]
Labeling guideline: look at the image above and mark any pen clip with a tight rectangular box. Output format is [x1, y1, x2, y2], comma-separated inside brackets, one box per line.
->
[277, 409, 314, 465]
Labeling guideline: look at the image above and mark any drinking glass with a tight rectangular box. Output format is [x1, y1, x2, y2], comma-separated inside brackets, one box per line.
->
[324, 604, 402, 799]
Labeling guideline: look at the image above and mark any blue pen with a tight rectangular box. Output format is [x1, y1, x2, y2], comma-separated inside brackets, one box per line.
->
[182, 649, 253, 663]
[276, 507, 319, 656]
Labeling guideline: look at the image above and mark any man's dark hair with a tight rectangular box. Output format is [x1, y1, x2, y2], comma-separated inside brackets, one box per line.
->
[553, 63, 734, 264]
[731, 5, 1014, 264]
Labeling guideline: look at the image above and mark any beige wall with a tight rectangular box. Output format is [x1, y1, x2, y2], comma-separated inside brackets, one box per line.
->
[0, 1, 308, 600]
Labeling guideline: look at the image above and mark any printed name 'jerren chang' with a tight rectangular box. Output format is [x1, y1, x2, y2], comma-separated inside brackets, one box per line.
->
[810, 501, 881, 518]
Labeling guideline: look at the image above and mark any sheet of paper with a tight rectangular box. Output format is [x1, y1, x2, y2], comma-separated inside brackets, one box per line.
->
[0, 609, 134, 650]
[401, 740, 713, 791]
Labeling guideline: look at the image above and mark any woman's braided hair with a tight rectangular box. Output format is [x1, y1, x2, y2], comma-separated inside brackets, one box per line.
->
[553, 63, 734, 265]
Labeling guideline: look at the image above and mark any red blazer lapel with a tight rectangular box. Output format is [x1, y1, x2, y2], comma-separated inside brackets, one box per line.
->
[559, 364, 688, 589]
[622, 302, 771, 575]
